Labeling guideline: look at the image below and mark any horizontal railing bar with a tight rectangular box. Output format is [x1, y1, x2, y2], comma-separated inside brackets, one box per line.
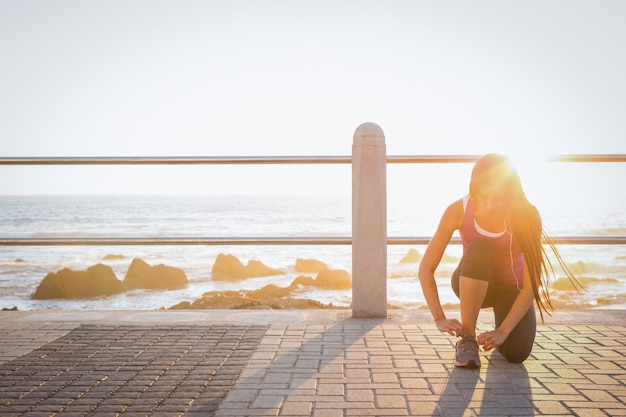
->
[0, 156, 351, 165]
[390, 155, 480, 163]
[546, 154, 626, 163]
[1, 236, 624, 246]
[0, 237, 353, 246]
[392, 154, 626, 163]
[1, 154, 625, 165]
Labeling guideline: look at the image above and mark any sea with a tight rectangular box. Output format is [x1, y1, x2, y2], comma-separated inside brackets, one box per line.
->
[1, 177, 625, 312]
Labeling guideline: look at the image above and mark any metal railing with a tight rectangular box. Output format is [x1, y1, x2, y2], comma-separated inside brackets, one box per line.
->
[1, 154, 625, 247]
[2, 154, 625, 165]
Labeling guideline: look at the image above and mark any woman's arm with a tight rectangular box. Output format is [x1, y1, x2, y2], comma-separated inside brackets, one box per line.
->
[477, 258, 535, 350]
[418, 200, 465, 337]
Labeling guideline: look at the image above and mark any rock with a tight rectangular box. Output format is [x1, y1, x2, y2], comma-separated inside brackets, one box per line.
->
[169, 269, 354, 310]
[292, 269, 352, 290]
[123, 258, 188, 290]
[400, 249, 422, 263]
[170, 301, 192, 309]
[32, 272, 64, 299]
[315, 269, 352, 289]
[211, 253, 283, 281]
[211, 254, 249, 280]
[246, 284, 292, 299]
[86, 263, 126, 296]
[170, 290, 335, 310]
[295, 258, 328, 273]
[103, 254, 125, 260]
[568, 260, 588, 275]
[32, 264, 125, 300]
[173, 292, 263, 309]
[292, 275, 317, 287]
[246, 259, 283, 278]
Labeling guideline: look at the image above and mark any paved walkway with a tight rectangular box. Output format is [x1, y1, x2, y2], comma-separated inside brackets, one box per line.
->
[0, 309, 624, 416]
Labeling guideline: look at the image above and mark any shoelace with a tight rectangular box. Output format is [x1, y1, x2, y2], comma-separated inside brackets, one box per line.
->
[459, 338, 478, 352]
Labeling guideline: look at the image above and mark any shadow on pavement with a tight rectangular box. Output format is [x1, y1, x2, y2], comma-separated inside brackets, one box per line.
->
[433, 351, 533, 416]
[217, 317, 385, 415]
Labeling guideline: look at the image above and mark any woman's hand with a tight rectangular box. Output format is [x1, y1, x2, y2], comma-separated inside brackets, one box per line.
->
[435, 317, 465, 337]
[477, 329, 508, 351]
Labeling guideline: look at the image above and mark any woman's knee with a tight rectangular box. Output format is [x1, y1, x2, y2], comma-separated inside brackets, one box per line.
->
[499, 345, 532, 363]
[497, 307, 536, 363]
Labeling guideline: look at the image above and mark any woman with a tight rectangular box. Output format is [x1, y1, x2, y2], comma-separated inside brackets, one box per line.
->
[418, 153, 577, 368]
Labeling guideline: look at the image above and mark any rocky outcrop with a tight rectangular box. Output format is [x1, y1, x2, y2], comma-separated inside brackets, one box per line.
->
[32, 257, 189, 299]
[295, 258, 328, 273]
[170, 283, 336, 310]
[170, 268, 354, 310]
[123, 258, 188, 290]
[247, 259, 283, 278]
[293, 269, 352, 289]
[32, 263, 125, 300]
[103, 254, 125, 260]
[211, 253, 283, 281]
[170, 293, 333, 310]
[400, 248, 422, 263]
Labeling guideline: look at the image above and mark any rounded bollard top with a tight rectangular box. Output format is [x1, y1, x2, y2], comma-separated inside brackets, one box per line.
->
[353, 122, 385, 146]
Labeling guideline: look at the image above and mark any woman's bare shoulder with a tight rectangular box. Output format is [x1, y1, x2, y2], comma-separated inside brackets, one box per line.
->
[445, 198, 465, 216]
[439, 198, 465, 230]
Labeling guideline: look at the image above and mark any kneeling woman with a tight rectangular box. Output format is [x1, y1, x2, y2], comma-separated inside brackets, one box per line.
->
[418, 154, 578, 368]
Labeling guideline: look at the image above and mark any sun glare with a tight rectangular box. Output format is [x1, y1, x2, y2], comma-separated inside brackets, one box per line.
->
[501, 150, 552, 208]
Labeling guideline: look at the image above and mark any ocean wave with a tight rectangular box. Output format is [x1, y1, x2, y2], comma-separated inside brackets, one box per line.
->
[31, 231, 127, 238]
[551, 276, 619, 290]
[549, 275, 626, 309]
[589, 226, 626, 236]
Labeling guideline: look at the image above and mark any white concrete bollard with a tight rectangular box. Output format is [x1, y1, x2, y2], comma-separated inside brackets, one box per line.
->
[352, 122, 387, 318]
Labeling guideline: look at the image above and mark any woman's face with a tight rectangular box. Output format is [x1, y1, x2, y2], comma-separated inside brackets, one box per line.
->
[475, 182, 512, 218]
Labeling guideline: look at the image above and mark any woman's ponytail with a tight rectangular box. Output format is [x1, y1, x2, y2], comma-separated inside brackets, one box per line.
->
[471, 153, 581, 322]
[511, 203, 554, 322]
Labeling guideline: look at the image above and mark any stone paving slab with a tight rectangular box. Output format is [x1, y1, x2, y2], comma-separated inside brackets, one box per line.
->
[0, 309, 624, 416]
[215, 319, 626, 417]
[0, 324, 267, 416]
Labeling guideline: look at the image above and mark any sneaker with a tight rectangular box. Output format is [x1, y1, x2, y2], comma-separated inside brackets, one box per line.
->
[455, 336, 481, 368]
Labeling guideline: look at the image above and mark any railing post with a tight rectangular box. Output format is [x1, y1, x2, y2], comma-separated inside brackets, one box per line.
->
[352, 122, 387, 318]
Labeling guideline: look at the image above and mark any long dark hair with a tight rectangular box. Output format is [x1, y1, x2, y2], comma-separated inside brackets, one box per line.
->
[469, 154, 581, 321]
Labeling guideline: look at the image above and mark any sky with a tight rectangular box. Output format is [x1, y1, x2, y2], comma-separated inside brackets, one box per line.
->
[0, 0, 625, 198]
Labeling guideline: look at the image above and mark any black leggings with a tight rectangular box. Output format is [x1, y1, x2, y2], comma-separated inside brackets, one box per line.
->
[452, 238, 536, 363]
